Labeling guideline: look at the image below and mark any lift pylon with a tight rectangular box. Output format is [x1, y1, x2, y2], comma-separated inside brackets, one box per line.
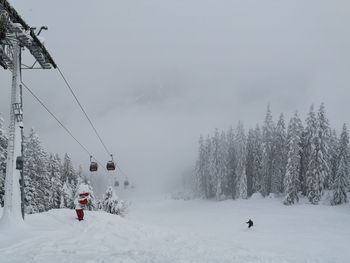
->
[0, 0, 56, 224]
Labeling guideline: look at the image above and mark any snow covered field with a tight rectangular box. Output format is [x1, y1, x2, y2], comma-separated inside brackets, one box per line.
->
[0, 197, 349, 263]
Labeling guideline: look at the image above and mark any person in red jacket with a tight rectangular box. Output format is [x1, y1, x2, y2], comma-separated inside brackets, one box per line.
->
[74, 187, 91, 221]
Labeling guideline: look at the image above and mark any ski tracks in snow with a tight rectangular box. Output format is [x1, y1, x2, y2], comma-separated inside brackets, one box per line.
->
[1, 200, 348, 263]
[0, 209, 296, 263]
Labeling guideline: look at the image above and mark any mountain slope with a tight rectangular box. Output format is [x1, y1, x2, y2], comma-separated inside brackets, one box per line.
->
[0, 197, 349, 263]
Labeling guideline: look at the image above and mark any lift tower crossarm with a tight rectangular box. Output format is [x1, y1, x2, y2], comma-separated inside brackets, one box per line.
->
[0, 0, 56, 69]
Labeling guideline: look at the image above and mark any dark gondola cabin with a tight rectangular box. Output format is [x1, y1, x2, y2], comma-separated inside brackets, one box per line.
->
[16, 156, 23, 170]
[89, 162, 98, 172]
[124, 180, 129, 187]
[114, 181, 119, 187]
[106, 161, 115, 171]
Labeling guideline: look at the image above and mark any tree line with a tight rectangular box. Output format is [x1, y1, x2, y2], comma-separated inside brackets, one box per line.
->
[194, 104, 349, 205]
[0, 113, 94, 213]
[23, 129, 93, 213]
[0, 114, 127, 216]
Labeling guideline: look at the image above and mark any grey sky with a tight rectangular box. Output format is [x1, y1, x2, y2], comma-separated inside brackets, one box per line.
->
[1, 0, 350, 188]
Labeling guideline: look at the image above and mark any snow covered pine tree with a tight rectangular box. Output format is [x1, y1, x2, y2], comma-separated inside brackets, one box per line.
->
[331, 124, 349, 205]
[284, 112, 303, 205]
[74, 184, 92, 221]
[100, 186, 127, 216]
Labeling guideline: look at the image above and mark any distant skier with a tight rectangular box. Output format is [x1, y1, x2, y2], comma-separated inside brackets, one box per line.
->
[246, 219, 253, 228]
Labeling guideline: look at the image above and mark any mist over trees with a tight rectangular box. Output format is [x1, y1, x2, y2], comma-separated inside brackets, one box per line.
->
[194, 104, 350, 205]
[0, 121, 127, 216]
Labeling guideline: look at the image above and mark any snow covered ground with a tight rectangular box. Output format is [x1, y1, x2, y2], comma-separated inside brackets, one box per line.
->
[0, 196, 349, 263]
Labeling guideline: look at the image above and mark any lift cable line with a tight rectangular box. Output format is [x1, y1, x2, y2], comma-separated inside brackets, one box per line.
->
[55, 65, 127, 173]
[116, 162, 127, 177]
[56, 66, 112, 157]
[20, 80, 107, 171]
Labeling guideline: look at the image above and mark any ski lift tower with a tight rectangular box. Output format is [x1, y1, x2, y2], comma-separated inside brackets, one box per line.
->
[0, 0, 56, 225]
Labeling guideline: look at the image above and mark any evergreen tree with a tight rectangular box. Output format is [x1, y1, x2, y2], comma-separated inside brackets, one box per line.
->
[209, 129, 220, 199]
[235, 122, 246, 199]
[261, 105, 275, 196]
[61, 153, 77, 187]
[306, 104, 330, 204]
[76, 167, 96, 210]
[209, 129, 228, 200]
[338, 124, 350, 180]
[85, 180, 97, 211]
[226, 127, 237, 199]
[239, 168, 248, 199]
[23, 129, 49, 213]
[76, 165, 85, 185]
[252, 125, 263, 194]
[60, 181, 74, 209]
[195, 135, 207, 197]
[74, 182, 96, 211]
[246, 129, 255, 197]
[204, 136, 213, 198]
[302, 105, 317, 196]
[47, 153, 62, 209]
[284, 113, 302, 205]
[318, 103, 331, 189]
[273, 113, 287, 194]
[331, 157, 348, 205]
[331, 124, 349, 205]
[218, 131, 229, 199]
[99, 186, 127, 216]
[61, 153, 78, 207]
[328, 129, 339, 189]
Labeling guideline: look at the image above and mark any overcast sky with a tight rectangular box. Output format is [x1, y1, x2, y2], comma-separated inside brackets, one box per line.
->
[1, 0, 350, 190]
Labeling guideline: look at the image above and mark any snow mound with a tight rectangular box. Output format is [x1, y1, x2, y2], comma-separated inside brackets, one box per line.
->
[250, 192, 264, 200]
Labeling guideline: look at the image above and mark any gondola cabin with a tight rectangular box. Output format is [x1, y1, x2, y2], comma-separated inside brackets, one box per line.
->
[16, 156, 23, 170]
[124, 180, 129, 187]
[106, 161, 116, 171]
[114, 181, 119, 187]
[90, 162, 98, 172]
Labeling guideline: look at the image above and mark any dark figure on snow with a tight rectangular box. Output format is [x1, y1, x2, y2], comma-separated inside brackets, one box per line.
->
[246, 219, 253, 228]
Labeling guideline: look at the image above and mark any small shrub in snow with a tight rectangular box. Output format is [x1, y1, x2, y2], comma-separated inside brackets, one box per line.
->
[321, 190, 333, 205]
[250, 192, 264, 200]
[99, 187, 127, 216]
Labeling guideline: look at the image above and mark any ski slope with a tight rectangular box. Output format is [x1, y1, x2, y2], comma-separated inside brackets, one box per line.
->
[0, 196, 349, 263]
